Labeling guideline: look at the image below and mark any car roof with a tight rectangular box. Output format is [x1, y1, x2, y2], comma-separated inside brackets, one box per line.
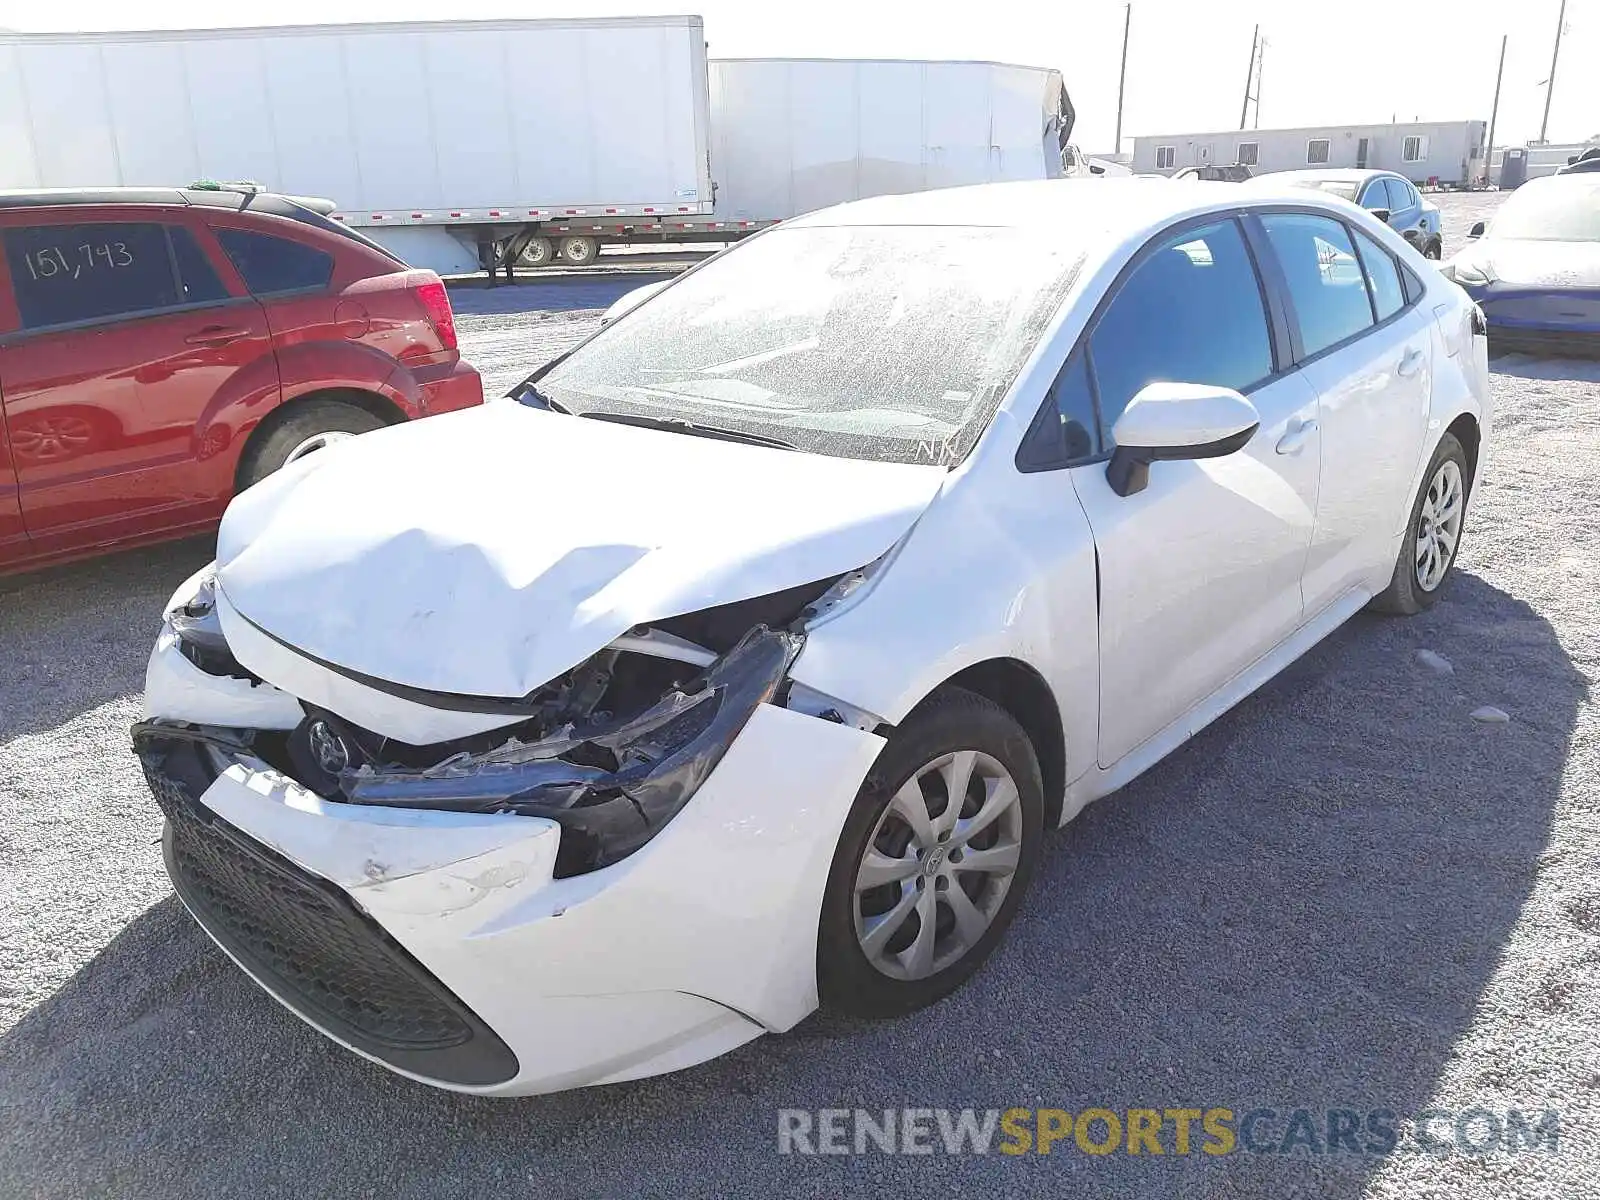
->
[0, 186, 336, 217]
[1262, 169, 1398, 185]
[781, 176, 1361, 242]
[1514, 172, 1600, 195]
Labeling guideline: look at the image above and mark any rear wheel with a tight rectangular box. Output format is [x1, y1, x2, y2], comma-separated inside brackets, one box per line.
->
[558, 235, 599, 266]
[818, 688, 1044, 1019]
[1424, 237, 1443, 260]
[239, 398, 388, 490]
[1369, 432, 1469, 614]
[520, 236, 555, 268]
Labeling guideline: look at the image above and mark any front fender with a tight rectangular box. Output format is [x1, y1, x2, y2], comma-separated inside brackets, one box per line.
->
[790, 452, 1098, 791]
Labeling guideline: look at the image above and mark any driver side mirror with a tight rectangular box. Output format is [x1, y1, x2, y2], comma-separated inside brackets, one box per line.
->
[1369, 207, 1392, 225]
[1468, 221, 1486, 239]
[1106, 382, 1261, 497]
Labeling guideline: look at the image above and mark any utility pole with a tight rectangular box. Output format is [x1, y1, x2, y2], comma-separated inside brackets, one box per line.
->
[1538, 0, 1567, 144]
[1485, 34, 1507, 184]
[1239, 24, 1258, 130]
[1114, 3, 1132, 156]
[1253, 39, 1265, 128]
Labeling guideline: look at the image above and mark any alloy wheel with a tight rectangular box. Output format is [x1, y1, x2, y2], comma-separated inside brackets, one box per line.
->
[852, 750, 1023, 981]
[1415, 458, 1464, 591]
[284, 430, 355, 465]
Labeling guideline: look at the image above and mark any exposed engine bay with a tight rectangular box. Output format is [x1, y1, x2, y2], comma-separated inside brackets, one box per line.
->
[142, 569, 882, 878]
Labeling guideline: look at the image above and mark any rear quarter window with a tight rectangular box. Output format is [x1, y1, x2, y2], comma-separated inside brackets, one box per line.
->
[215, 228, 334, 295]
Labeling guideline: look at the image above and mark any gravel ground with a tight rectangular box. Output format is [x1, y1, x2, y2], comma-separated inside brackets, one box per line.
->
[5, 189, 1600, 1198]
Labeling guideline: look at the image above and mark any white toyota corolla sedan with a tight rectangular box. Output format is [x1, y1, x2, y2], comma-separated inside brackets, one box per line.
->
[135, 179, 1491, 1095]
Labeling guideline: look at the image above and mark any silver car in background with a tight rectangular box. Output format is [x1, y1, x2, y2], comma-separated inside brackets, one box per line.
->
[1260, 169, 1444, 259]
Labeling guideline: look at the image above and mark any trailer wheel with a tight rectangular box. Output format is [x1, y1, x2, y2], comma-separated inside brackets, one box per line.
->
[520, 236, 556, 268]
[558, 236, 599, 266]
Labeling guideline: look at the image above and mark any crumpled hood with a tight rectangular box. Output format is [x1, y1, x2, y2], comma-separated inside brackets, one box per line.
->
[216, 402, 946, 699]
[1451, 239, 1600, 289]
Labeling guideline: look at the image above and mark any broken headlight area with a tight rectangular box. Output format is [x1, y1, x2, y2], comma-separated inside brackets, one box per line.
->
[168, 570, 258, 682]
[140, 571, 879, 878]
[245, 625, 801, 878]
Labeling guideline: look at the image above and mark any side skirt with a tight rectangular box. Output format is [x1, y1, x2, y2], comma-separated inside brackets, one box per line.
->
[1059, 586, 1372, 825]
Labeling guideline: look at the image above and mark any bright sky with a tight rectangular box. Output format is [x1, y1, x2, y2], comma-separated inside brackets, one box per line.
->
[1, 0, 1589, 152]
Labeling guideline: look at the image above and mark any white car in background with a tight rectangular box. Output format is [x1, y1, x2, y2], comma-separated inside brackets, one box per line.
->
[135, 179, 1491, 1095]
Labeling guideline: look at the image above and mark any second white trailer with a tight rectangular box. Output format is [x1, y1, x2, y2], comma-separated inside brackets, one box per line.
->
[708, 58, 1079, 224]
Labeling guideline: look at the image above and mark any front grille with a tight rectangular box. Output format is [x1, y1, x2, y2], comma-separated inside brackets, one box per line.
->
[136, 730, 518, 1086]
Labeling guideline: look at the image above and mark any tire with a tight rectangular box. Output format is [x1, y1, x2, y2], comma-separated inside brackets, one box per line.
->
[238, 398, 388, 490]
[558, 235, 599, 266]
[817, 687, 1044, 1019]
[520, 236, 555, 268]
[1369, 432, 1470, 615]
[1424, 238, 1443, 260]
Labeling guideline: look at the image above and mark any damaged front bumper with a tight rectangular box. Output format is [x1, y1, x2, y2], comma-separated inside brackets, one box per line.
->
[136, 569, 887, 1095]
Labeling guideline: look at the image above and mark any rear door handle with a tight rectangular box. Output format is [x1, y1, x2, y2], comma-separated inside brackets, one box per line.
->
[1275, 419, 1318, 456]
[184, 326, 249, 346]
[1397, 348, 1426, 378]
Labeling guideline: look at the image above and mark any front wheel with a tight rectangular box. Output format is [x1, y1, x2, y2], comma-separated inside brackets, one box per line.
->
[817, 688, 1044, 1019]
[1369, 432, 1469, 614]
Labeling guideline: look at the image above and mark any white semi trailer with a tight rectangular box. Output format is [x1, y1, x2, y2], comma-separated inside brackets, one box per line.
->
[0, 17, 715, 274]
[0, 21, 1082, 275]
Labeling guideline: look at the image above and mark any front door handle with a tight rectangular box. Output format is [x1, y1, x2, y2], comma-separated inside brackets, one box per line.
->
[1397, 348, 1426, 378]
[1275, 419, 1319, 456]
[184, 326, 249, 346]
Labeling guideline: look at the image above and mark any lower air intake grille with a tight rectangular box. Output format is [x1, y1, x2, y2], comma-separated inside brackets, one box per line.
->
[136, 731, 518, 1087]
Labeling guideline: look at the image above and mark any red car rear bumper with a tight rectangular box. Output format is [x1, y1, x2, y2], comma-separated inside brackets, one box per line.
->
[415, 358, 485, 417]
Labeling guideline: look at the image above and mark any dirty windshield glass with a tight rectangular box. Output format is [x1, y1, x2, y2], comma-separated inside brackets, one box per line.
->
[1490, 180, 1600, 242]
[534, 225, 1082, 467]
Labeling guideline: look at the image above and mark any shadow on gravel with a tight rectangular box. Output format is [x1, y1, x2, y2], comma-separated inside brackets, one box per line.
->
[448, 272, 679, 319]
[0, 537, 212, 743]
[1488, 352, 1600, 383]
[0, 572, 1583, 1199]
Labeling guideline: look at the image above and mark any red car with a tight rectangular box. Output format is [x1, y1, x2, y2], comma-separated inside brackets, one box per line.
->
[0, 186, 482, 573]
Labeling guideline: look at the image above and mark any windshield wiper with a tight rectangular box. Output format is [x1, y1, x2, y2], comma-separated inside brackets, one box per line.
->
[513, 383, 571, 414]
[577, 410, 796, 451]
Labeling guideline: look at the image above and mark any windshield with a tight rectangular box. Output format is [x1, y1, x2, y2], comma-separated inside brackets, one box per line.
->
[1289, 178, 1360, 201]
[1490, 179, 1600, 242]
[535, 225, 1083, 467]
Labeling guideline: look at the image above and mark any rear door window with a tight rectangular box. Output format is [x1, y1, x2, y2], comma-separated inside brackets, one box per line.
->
[214, 228, 334, 295]
[168, 225, 231, 306]
[1087, 218, 1274, 440]
[1258, 213, 1375, 358]
[4, 222, 181, 329]
[1351, 227, 1406, 321]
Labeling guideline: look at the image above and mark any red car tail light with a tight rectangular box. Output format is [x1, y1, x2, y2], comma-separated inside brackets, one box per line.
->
[413, 275, 459, 352]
